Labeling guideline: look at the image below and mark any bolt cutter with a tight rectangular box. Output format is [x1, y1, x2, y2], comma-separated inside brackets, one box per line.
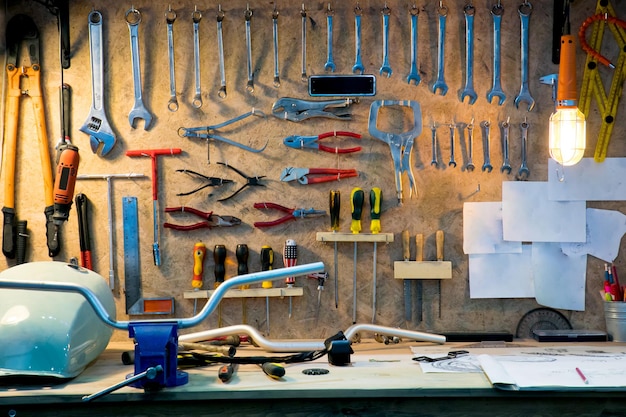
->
[280, 167, 358, 185]
[253, 202, 325, 228]
[283, 131, 362, 153]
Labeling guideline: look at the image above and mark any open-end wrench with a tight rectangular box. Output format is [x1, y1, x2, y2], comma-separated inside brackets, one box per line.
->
[192, 7, 203, 108]
[301, 4, 308, 81]
[466, 119, 475, 171]
[432, 2, 448, 95]
[325, 3, 335, 73]
[166, 6, 178, 112]
[460, 2, 477, 104]
[80, 10, 117, 156]
[430, 122, 438, 167]
[245, 5, 254, 93]
[216, 5, 227, 99]
[500, 118, 512, 174]
[481, 120, 493, 172]
[272, 5, 280, 88]
[448, 123, 457, 168]
[517, 118, 530, 180]
[352, 3, 364, 74]
[514, 2, 535, 111]
[486, 1, 506, 105]
[407, 4, 420, 85]
[126, 7, 153, 130]
[380, 3, 392, 77]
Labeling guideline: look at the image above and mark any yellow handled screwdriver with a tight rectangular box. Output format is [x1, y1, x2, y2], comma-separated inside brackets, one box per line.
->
[350, 187, 364, 324]
[370, 187, 382, 323]
[192, 241, 206, 314]
[260, 245, 274, 335]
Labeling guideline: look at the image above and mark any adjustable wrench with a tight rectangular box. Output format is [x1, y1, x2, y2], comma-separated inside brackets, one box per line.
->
[514, 2, 535, 111]
[272, 6, 280, 88]
[466, 119, 475, 171]
[166, 6, 178, 112]
[352, 3, 364, 74]
[500, 118, 512, 174]
[245, 5, 254, 93]
[406, 4, 420, 85]
[192, 7, 203, 108]
[325, 4, 335, 73]
[448, 123, 457, 168]
[481, 121, 493, 172]
[432, 2, 448, 95]
[517, 119, 530, 180]
[460, 2, 477, 104]
[126, 7, 153, 129]
[486, 1, 505, 105]
[216, 6, 227, 99]
[80, 10, 117, 156]
[379, 4, 392, 77]
[430, 122, 438, 167]
[301, 4, 308, 81]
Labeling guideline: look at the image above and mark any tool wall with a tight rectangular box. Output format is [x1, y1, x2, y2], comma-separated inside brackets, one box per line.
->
[1, 0, 625, 342]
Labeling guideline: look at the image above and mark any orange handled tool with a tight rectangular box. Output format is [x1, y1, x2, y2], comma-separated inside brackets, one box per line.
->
[192, 241, 206, 289]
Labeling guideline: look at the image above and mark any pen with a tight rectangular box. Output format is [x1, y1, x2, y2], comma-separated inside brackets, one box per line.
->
[575, 367, 589, 385]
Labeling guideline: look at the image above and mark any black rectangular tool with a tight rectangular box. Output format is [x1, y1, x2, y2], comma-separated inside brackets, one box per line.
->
[309, 74, 376, 97]
[533, 329, 608, 342]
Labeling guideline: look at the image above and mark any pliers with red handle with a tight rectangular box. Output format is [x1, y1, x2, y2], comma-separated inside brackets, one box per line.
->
[253, 202, 326, 228]
[280, 167, 358, 184]
[163, 206, 241, 231]
[283, 131, 362, 153]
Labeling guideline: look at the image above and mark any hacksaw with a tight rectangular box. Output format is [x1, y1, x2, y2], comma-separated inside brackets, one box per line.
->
[578, 0, 626, 162]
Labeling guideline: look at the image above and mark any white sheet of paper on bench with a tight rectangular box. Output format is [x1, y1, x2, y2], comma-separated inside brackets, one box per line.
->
[561, 208, 626, 263]
[463, 202, 522, 254]
[548, 158, 626, 201]
[469, 245, 534, 299]
[502, 181, 586, 243]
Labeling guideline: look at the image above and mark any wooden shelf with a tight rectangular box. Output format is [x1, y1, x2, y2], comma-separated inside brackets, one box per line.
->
[183, 287, 304, 300]
[316, 232, 394, 243]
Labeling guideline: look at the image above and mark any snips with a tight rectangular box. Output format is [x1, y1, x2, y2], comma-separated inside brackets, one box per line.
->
[163, 206, 241, 231]
[283, 131, 362, 153]
[368, 100, 422, 205]
[280, 167, 358, 185]
[253, 202, 325, 228]
[272, 98, 358, 122]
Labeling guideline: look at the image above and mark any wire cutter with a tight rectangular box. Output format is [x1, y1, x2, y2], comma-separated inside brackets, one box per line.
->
[271, 98, 358, 122]
[163, 206, 241, 231]
[216, 162, 265, 202]
[283, 131, 362, 153]
[175, 169, 232, 196]
[253, 202, 326, 228]
[280, 167, 358, 185]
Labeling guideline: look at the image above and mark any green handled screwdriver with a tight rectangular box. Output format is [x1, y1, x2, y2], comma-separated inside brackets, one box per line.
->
[330, 190, 340, 308]
[370, 187, 382, 323]
[350, 187, 364, 324]
[260, 245, 274, 335]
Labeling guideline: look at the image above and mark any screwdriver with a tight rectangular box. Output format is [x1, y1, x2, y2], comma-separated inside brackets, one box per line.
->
[329, 190, 340, 308]
[259, 362, 285, 379]
[192, 241, 207, 314]
[370, 187, 382, 323]
[260, 246, 274, 335]
[214, 244, 227, 327]
[283, 239, 298, 319]
[350, 187, 364, 324]
[236, 244, 249, 323]
[218, 363, 236, 383]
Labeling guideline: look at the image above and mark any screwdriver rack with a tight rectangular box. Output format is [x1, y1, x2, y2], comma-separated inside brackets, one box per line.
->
[182, 287, 303, 300]
[315, 232, 394, 244]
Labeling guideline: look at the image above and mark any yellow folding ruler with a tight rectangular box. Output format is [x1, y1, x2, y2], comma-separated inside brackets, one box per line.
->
[578, 0, 626, 162]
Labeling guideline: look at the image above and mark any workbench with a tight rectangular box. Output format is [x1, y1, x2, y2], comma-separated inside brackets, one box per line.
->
[2, 339, 626, 417]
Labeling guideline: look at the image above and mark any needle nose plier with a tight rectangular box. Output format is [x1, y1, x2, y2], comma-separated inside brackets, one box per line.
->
[280, 167, 358, 184]
[175, 169, 232, 196]
[283, 131, 362, 153]
[253, 202, 326, 228]
[163, 206, 241, 231]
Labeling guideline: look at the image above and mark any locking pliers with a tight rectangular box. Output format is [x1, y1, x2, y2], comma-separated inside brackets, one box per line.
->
[271, 98, 358, 122]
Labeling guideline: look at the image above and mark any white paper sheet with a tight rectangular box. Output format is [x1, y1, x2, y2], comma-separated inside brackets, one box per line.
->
[463, 202, 523, 255]
[548, 158, 626, 201]
[469, 245, 534, 298]
[561, 208, 626, 262]
[502, 181, 586, 243]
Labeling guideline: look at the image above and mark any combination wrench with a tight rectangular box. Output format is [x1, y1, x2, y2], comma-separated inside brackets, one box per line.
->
[325, 4, 335, 73]
[126, 7, 153, 130]
[272, 5, 280, 88]
[514, 2, 535, 111]
[301, 4, 308, 81]
[460, 2, 477, 104]
[407, 4, 420, 85]
[517, 119, 530, 180]
[500, 118, 512, 174]
[448, 123, 457, 168]
[166, 6, 178, 112]
[352, 3, 364, 74]
[486, 1, 506, 105]
[481, 121, 493, 172]
[432, 1, 448, 95]
[379, 3, 392, 77]
[430, 122, 438, 167]
[245, 4, 254, 93]
[216, 6, 227, 99]
[466, 120, 475, 171]
[80, 10, 117, 156]
[192, 7, 202, 108]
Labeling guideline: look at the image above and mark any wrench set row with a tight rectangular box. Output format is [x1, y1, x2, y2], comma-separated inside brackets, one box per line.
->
[430, 118, 531, 180]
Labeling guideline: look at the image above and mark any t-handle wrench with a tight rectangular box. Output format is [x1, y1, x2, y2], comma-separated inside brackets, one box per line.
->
[486, 1, 506, 105]
[272, 5, 280, 88]
[514, 2, 535, 111]
[500, 118, 512, 174]
[301, 4, 308, 81]
[325, 3, 335, 73]
[216, 5, 227, 99]
[352, 3, 364, 74]
[126, 7, 153, 130]
[517, 119, 530, 180]
[407, 4, 421, 85]
[166, 6, 178, 112]
[244, 4, 254, 93]
[379, 3, 392, 77]
[481, 120, 493, 172]
[432, 2, 448, 95]
[460, 2, 477, 104]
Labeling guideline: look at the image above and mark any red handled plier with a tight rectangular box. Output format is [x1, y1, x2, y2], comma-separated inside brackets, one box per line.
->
[253, 202, 326, 228]
[280, 167, 358, 184]
[163, 206, 241, 231]
[283, 131, 362, 153]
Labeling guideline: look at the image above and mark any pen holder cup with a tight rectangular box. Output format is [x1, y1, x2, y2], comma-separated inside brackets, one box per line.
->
[604, 301, 626, 342]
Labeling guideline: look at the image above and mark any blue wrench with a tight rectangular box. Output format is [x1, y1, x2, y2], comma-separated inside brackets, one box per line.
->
[486, 2, 506, 105]
[432, 2, 448, 95]
[514, 2, 535, 111]
[406, 4, 420, 85]
[460, 2, 477, 104]
[379, 4, 392, 77]
[352, 3, 364, 74]
[325, 4, 335, 73]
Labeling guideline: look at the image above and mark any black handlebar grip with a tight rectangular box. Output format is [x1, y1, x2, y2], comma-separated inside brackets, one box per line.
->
[214, 244, 227, 288]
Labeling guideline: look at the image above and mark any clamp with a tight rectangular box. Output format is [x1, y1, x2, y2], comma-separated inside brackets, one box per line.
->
[163, 206, 241, 231]
[253, 202, 326, 228]
[280, 167, 358, 185]
[175, 169, 232, 196]
[272, 98, 358, 122]
[283, 131, 362, 153]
